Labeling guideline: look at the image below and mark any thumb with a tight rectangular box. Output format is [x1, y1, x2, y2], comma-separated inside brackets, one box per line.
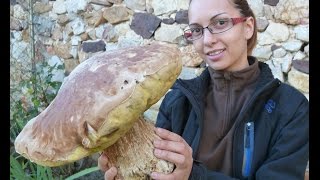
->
[104, 166, 117, 180]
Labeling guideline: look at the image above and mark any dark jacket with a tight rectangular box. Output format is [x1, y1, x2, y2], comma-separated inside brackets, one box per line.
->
[155, 60, 309, 180]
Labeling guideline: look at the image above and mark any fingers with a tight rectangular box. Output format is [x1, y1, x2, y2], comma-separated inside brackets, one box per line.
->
[154, 148, 186, 166]
[98, 153, 109, 172]
[104, 167, 117, 180]
[153, 139, 190, 154]
[155, 128, 184, 142]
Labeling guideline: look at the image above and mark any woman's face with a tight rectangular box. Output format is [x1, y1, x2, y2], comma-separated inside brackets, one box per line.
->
[188, 0, 254, 72]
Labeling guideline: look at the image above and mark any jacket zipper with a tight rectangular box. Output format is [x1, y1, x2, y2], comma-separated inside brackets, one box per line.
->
[242, 122, 254, 177]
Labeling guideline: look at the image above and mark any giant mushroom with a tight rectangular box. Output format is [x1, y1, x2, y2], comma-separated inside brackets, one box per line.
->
[14, 43, 182, 179]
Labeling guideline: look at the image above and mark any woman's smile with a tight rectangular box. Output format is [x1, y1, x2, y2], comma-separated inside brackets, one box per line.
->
[206, 48, 226, 61]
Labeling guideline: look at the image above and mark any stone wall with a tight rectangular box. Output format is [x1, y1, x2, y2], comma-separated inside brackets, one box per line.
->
[10, 0, 309, 123]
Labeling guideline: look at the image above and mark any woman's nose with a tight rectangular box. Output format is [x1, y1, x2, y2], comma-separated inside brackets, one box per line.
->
[202, 28, 218, 45]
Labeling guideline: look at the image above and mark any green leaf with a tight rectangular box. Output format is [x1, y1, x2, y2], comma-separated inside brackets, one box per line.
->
[65, 166, 100, 180]
[10, 155, 29, 180]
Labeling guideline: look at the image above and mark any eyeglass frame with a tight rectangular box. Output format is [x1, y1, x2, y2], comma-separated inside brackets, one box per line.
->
[183, 17, 248, 41]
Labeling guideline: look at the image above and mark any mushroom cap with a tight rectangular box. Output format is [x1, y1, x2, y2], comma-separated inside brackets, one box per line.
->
[14, 43, 182, 166]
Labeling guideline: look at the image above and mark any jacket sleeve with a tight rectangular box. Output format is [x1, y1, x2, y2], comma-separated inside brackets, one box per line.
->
[254, 95, 309, 180]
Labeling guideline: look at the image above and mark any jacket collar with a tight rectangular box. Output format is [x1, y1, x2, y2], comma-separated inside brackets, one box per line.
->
[175, 56, 276, 102]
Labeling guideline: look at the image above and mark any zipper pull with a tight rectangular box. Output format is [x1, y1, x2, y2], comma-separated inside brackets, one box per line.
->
[245, 122, 252, 148]
[242, 122, 254, 177]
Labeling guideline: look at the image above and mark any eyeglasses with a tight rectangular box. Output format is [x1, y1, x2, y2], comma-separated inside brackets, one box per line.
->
[184, 17, 248, 41]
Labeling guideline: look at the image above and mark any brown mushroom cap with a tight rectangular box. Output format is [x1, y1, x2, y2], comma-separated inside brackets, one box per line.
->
[14, 43, 182, 167]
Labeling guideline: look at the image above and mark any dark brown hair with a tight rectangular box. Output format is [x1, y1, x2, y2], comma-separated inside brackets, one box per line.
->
[189, 0, 257, 55]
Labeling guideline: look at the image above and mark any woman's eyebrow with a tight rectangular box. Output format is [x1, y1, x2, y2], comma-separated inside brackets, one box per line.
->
[189, 12, 227, 26]
[209, 12, 227, 21]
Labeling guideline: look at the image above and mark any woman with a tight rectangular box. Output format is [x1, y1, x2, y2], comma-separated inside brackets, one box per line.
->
[99, 0, 309, 179]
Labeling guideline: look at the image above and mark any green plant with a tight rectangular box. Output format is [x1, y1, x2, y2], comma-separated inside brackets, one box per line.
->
[65, 166, 100, 180]
[10, 61, 64, 145]
[10, 61, 63, 179]
[10, 154, 54, 180]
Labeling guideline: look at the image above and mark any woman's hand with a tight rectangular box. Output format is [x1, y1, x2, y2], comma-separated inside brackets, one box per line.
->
[151, 128, 193, 180]
[97, 152, 118, 180]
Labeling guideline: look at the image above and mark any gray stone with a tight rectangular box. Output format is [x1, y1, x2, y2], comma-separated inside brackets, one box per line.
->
[273, 53, 293, 73]
[105, 42, 118, 52]
[257, 32, 275, 45]
[81, 40, 106, 53]
[294, 25, 309, 42]
[124, 0, 146, 11]
[175, 10, 188, 24]
[11, 41, 29, 61]
[10, 17, 23, 31]
[264, 0, 279, 6]
[143, 109, 158, 124]
[71, 36, 82, 46]
[72, 19, 86, 35]
[95, 24, 106, 39]
[103, 6, 130, 24]
[281, 54, 293, 73]
[114, 21, 130, 37]
[272, 47, 287, 58]
[130, 12, 161, 39]
[256, 18, 269, 32]
[162, 18, 175, 24]
[265, 60, 284, 82]
[282, 39, 303, 52]
[102, 24, 118, 42]
[13, 4, 27, 20]
[252, 45, 272, 60]
[117, 30, 144, 48]
[65, 0, 88, 14]
[263, 4, 275, 20]
[151, 0, 188, 16]
[265, 22, 289, 42]
[247, 0, 264, 17]
[34, 2, 53, 14]
[178, 67, 205, 80]
[52, 0, 67, 14]
[293, 51, 306, 61]
[87, 28, 96, 39]
[11, 31, 22, 41]
[292, 60, 309, 74]
[16, 0, 28, 10]
[33, 15, 55, 37]
[154, 23, 182, 43]
[48, 55, 63, 67]
[70, 46, 78, 59]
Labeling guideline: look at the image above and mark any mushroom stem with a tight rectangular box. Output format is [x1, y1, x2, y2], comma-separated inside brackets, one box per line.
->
[103, 117, 174, 180]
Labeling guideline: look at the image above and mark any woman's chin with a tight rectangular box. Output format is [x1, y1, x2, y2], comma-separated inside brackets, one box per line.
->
[206, 62, 227, 71]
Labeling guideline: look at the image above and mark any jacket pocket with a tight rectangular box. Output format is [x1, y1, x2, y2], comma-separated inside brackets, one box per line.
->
[242, 122, 254, 178]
